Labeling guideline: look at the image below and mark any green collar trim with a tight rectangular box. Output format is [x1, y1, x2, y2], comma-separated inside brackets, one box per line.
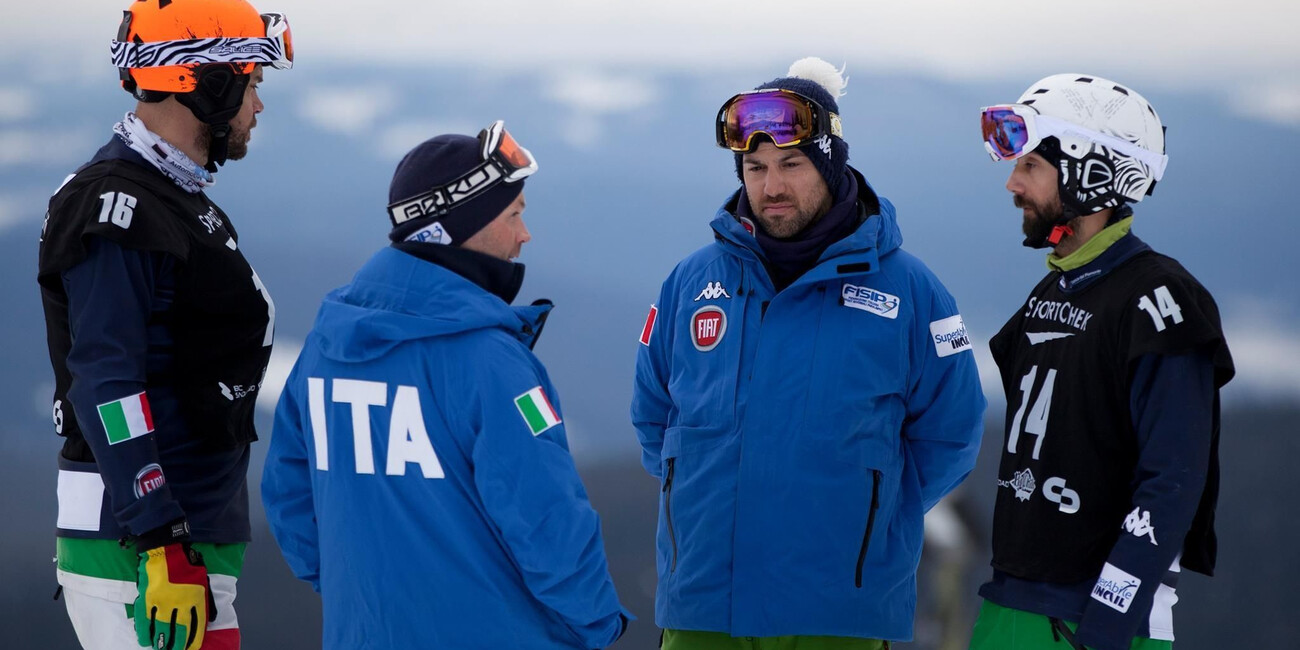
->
[1047, 216, 1134, 272]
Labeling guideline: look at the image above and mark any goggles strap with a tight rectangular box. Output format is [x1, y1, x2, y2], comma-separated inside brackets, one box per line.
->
[388, 162, 507, 227]
[111, 36, 291, 70]
[1034, 114, 1167, 180]
[389, 121, 535, 227]
[718, 89, 843, 151]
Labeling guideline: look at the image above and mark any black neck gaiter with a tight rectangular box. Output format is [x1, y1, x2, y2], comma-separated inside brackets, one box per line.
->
[739, 169, 861, 292]
[392, 241, 525, 304]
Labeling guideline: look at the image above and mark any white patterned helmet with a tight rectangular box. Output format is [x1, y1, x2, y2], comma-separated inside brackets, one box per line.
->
[984, 74, 1168, 217]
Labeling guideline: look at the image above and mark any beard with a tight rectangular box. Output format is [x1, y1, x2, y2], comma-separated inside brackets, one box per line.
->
[751, 190, 834, 240]
[197, 121, 253, 164]
[1016, 192, 1065, 248]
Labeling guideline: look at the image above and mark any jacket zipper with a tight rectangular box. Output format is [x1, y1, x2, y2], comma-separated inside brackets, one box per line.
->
[664, 458, 678, 573]
[855, 469, 882, 588]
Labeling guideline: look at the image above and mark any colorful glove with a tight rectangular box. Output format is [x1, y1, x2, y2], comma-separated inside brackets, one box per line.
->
[133, 523, 216, 650]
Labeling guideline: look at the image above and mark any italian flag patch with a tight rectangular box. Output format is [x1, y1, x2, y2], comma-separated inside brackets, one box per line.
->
[514, 386, 561, 436]
[97, 391, 154, 445]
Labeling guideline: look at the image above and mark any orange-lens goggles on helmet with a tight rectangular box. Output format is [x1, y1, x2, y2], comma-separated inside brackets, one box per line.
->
[111, 12, 294, 72]
[388, 120, 538, 227]
[716, 89, 843, 152]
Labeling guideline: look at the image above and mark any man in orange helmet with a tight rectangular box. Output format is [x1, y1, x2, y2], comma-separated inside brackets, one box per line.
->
[37, 1, 293, 648]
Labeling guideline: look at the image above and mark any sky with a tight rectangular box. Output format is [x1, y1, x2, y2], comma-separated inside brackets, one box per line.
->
[6, 0, 1299, 126]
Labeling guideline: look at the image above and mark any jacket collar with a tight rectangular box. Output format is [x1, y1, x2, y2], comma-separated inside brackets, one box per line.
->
[1055, 230, 1151, 294]
[710, 166, 901, 290]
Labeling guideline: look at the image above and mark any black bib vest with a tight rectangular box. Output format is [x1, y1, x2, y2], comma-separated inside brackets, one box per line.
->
[39, 157, 273, 459]
[988, 250, 1233, 582]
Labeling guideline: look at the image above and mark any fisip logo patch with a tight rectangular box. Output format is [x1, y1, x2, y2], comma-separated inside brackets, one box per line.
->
[842, 284, 900, 319]
[691, 305, 727, 352]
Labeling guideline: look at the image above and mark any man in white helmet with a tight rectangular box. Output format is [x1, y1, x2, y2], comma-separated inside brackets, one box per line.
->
[631, 57, 985, 649]
[971, 75, 1235, 650]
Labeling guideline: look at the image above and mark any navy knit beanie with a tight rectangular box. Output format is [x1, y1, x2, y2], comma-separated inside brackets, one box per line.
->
[387, 133, 525, 245]
[735, 57, 850, 195]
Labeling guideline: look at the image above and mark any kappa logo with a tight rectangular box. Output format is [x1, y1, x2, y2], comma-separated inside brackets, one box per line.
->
[1092, 563, 1141, 613]
[815, 134, 832, 157]
[998, 468, 1036, 502]
[197, 207, 223, 235]
[1122, 506, 1158, 545]
[694, 281, 732, 301]
[691, 305, 727, 351]
[133, 463, 166, 499]
[842, 284, 900, 319]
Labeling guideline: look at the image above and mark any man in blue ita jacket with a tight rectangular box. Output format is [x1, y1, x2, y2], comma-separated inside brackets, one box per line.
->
[262, 122, 630, 649]
[631, 58, 986, 649]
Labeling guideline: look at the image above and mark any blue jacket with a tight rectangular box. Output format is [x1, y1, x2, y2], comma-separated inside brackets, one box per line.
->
[631, 179, 985, 641]
[262, 247, 629, 649]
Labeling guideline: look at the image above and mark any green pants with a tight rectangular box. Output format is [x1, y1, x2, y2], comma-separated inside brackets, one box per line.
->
[662, 629, 889, 650]
[969, 601, 1173, 650]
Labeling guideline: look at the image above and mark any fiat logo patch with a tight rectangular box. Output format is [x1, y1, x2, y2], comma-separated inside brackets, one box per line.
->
[133, 463, 166, 499]
[691, 305, 727, 352]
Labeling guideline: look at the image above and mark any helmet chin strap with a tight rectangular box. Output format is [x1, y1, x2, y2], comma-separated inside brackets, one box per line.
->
[174, 64, 248, 173]
[205, 123, 231, 173]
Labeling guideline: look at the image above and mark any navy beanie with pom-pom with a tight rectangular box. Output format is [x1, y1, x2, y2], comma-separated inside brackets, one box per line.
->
[734, 57, 849, 195]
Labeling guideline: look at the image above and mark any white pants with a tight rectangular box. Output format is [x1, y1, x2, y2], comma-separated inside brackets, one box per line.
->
[62, 575, 242, 650]
[64, 586, 147, 650]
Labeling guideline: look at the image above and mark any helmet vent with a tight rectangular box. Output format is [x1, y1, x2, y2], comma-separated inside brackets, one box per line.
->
[1112, 85, 1130, 95]
[157, 0, 172, 9]
[1082, 159, 1113, 190]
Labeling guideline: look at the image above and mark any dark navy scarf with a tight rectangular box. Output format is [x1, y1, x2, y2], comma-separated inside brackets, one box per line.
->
[738, 168, 861, 292]
[392, 241, 525, 304]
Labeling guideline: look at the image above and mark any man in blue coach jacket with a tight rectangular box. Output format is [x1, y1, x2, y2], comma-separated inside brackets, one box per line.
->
[263, 123, 629, 649]
[631, 58, 986, 649]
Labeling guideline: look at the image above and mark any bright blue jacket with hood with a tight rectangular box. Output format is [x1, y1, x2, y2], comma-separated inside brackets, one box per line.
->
[631, 175, 985, 641]
[263, 247, 629, 649]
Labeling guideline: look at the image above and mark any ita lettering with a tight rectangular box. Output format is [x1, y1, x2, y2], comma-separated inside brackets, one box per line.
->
[306, 377, 446, 479]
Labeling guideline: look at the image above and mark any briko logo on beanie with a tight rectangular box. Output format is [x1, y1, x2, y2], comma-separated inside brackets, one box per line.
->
[387, 120, 538, 244]
[384, 120, 538, 230]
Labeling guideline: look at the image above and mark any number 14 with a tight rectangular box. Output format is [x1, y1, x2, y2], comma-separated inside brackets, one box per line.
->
[1137, 286, 1183, 332]
[1009, 365, 1056, 460]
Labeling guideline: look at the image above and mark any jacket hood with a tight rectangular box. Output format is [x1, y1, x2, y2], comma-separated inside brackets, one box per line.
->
[311, 247, 551, 362]
[711, 165, 903, 266]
